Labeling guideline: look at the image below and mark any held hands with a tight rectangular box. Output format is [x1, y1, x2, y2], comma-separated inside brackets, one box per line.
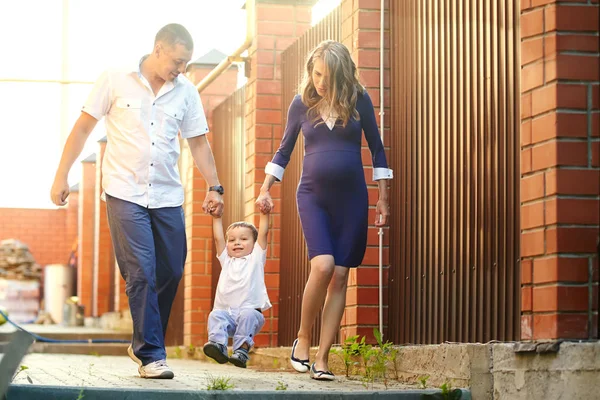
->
[256, 190, 274, 215]
[50, 177, 70, 206]
[375, 198, 389, 227]
[203, 191, 224, 217]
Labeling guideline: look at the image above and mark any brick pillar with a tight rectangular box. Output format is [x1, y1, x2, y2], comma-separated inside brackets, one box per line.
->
[93, 137, 114, 316]
[67, 185, 79, 295]
[66, 184, 79, 252]
[337, 0, 391, 342]
[245, 0, 313, 348]
[78, 154, 96, 317]
[181, 61, 239, 346]
[520, 0, 599, 340]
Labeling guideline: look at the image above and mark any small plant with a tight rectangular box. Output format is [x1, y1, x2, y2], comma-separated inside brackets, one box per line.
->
[174, 346, 182, 359]
[421, 380, 462, 400]
[418, 375, 430, 389]
[205, 374, 234, 391]
[388, 346, 400, 380]
[89, 352, 101, 357]
[275, 381, 288, 391]
[75, 389, 85, 400]
[272, 358, 280, 369]
[330, 334, 362, 377]
[88, 363, 94, 376]
[12, 365, 32, 383]
[187, 344, 196, 357]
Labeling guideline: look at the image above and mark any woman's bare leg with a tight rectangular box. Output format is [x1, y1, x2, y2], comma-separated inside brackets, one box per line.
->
[314, 265, 349, 371]
[294, 255, 335, 360]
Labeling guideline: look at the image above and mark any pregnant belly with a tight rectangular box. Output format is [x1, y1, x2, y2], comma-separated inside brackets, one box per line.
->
[300, 151, 365, 187]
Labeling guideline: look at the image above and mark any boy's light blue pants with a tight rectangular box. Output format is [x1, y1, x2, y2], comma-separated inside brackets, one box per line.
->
[208, 308, 265, 350]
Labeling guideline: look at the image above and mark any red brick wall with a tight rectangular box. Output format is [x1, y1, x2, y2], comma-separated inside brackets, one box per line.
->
[0, 208, 71, 266]
[94, 140, 114, 316]
[244, 0, 313, 348]
[520, 0, 599, 340]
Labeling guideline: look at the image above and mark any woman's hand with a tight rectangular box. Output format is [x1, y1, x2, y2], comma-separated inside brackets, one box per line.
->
[256, 190, 274, 214]
[375, 198, 389, 227]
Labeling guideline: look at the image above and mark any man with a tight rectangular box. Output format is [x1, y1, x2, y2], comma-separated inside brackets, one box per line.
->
[50, 23, 224, 379]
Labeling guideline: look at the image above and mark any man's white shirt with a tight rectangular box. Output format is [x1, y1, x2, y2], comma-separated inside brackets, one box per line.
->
[83, 60, 209, 208]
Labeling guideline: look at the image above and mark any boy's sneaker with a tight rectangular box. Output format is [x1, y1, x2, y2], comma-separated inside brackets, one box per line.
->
[139, 360, 174, 379]
[203, 341, 229, 364]
[229, 348, 249, 368]
[128, 344, 174, 379]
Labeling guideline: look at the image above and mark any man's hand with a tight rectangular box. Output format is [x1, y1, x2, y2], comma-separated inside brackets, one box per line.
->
[50, 177, 70, 206]
[203, 190, 224, 217]
[256, 190, 274, 214]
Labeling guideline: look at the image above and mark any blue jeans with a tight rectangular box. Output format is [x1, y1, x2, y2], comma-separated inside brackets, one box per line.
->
[208, 309, 265, 350]
[106, 194, 186, 365]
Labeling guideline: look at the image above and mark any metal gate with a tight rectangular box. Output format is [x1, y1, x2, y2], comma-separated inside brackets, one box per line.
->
[278, 6, 342, 346]
[388, 0, 521, 344]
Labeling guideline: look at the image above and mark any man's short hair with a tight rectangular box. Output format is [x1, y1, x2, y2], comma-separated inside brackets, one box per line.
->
[155, 23, 193, 51]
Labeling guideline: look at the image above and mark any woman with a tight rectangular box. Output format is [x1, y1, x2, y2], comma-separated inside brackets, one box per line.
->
[256, 40, 392, 381]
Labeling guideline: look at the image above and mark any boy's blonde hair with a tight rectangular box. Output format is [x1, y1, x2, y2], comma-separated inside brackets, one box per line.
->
[226, 221, 258, 242]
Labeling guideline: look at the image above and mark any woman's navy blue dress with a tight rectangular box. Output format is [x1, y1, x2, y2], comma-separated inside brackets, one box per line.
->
[270, 91, 389, 267]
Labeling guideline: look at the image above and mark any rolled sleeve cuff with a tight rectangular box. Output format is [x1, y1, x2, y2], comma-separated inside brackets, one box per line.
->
[265, 162, 285, 181]
[181, 126, 209, 139]
[81, 106, 102, 121]
[373, 168, 393, 181]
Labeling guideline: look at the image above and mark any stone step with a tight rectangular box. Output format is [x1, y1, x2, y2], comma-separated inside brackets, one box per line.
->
[0, 341, 129, 356]
[6, 385, 472, 400]
[0, 324, 131, 342]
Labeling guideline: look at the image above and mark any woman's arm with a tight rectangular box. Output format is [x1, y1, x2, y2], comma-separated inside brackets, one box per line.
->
[257, 96, 304, 213]
[359, 91, 392, 226]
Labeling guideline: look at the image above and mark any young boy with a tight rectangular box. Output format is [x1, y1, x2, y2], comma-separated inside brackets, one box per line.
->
[203, 210, 271, 368]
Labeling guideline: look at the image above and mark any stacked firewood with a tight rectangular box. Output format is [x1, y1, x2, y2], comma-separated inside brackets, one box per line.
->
[0, 239, 42, 280]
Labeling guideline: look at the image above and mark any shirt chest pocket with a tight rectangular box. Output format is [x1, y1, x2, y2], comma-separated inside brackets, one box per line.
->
[114, 98, 142, 131]
[162, 105, 185, 139]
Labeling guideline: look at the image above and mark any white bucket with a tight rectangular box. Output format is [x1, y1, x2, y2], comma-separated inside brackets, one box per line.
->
[44, 264, 74, 324]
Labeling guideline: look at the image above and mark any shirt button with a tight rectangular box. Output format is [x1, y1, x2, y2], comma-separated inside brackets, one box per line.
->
[151, 122, 154, 126]
[150, 163, 154, 166]
[149, 183, 152, 187]
[153, 102, 155, 106]
[152, 142, 155, 145]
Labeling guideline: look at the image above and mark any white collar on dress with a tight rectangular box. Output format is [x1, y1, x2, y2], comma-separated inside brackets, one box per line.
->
[321, 109, 338, 130]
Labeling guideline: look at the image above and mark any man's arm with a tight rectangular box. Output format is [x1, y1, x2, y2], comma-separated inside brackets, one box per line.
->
[50, 113, 98, 205]
[212, 215, 226, 255]
[187, 134, 224, 217]
[257, 212, 269, 250]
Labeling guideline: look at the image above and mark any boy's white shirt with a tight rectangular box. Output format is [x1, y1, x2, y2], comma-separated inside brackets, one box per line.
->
[213, 242, 272, 312]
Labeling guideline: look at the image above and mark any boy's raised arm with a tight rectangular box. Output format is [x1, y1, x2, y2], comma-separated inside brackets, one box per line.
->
[257, 212, 269, 250]
[213, 216, 226, 255]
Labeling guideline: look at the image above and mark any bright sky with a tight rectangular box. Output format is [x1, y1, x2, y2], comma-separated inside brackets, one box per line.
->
[0, 0, 340, 209]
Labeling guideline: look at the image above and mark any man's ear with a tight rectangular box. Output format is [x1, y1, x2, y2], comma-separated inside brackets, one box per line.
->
[154, 43, 162, 57]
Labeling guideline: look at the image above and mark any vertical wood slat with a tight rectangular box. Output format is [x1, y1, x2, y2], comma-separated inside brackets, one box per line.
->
[278, 7, 341, 347]
[388, 0, 520, 344]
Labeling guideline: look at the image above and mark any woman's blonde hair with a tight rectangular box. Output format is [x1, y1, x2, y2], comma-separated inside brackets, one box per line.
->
[299, 40, 365, 128]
